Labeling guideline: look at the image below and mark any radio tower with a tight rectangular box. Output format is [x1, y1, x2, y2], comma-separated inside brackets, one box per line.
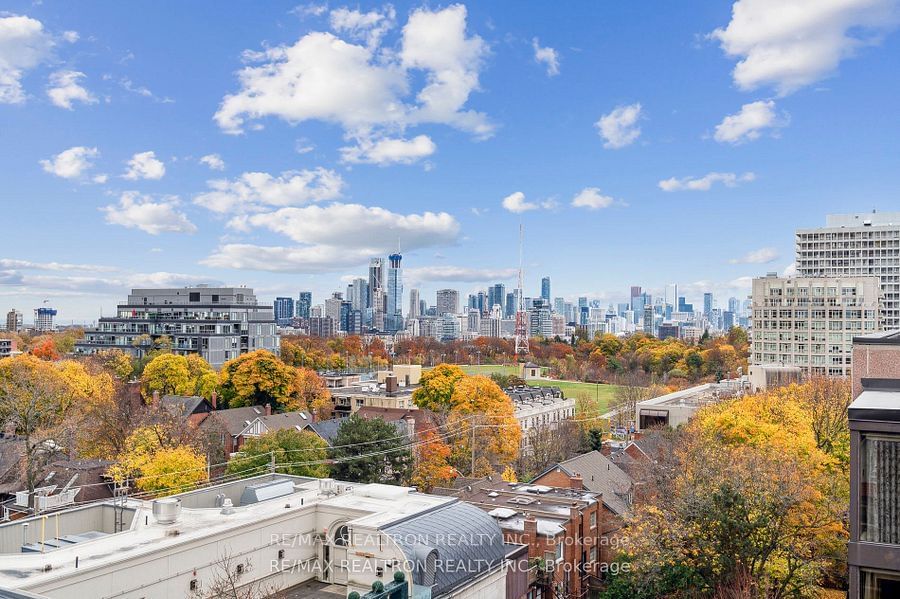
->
[514, 223, 529, 358]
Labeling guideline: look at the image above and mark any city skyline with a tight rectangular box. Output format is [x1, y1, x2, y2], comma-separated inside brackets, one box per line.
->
[3, 2, 900, 321]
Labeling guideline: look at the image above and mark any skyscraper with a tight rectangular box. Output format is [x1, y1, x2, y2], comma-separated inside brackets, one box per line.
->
[703, 292, 713, 317]
[347, 278, 369, 312]
[630, 286, 642, 310]
[297, 292, 312, 319]
[436, 289, 459, 315]
[34, 307, 56, 332]
[409, 288, 420, 319]
[368, 258, 385, 327]
[796, 212, 900, 329]
[541, 277, 551, 302]
[386, 252, 403, 332]
[273, 297, 295, 326]
[5, 309, 22, 333]
[505, 292, 516, 318]
[488, 283, 506, 314]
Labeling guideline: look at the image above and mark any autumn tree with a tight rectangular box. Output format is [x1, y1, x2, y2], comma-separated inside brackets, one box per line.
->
[409, 429, 456, 492]
[412, 363, 466, 413]
[226, 429, 329, 479]
[93, 349, 135, 380]
[219, 350, 327, 413]
[31, 337, 59, 361]
[446, 375, 521, 474]
[108, 425, 207, 495]
[140, 353, 218, 401]
[330, 414, 412, 484]
[290, 367, 331, 418]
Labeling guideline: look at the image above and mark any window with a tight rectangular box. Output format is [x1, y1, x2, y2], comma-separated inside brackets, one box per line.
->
[590, 512, 597, 529]
[189, 579, 198, 591]
[212, 294, 219, 303]
[862, 570, 900, 598]
[860, 434, 900, 545]
[189, 292, 200, 302]
[590, 547, 597, 562]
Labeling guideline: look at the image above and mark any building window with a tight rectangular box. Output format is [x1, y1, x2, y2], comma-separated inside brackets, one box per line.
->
[862, 569, 900, 598]
[189, 292, 200, 302]
[590, 512, 597, 529]
[590, 547, 597, 562]
[861, 434, 900, 544]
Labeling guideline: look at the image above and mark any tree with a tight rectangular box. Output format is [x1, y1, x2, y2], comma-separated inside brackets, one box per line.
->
[141, 353, 216, 401]
[94, 349, 135, 380]
[288, 367, 331, 418]
[31, 337, 59, 361]
[189, 552, 285, 599]
[608, 373, 649, 428]
[409, 429, 456, 492]
[219, 350, 301, 411]
[108, 425, 208, 495]
[226, 429, 329, 479]
[330, 414, 412, 484]
[412, 363, 466, 412]
[446, 376, 521, 473]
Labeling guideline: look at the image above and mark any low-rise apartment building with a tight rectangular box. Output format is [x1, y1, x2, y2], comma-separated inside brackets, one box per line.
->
[75, 285, 279, 369]
[751, 274, 881, 377]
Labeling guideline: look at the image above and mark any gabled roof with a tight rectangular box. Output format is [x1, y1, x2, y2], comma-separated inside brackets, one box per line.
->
[304, 418, 345, 446]
[200, 406, 266, 435]
[160, 395, 211, 418]
[252, 411, 312, 435]
[534, 450, 634, 516]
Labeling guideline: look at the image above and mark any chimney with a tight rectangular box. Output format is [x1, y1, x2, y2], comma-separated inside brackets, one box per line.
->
[211, 391, 217, 411]
[264, 403, 272, 416]
[600, 442, 612, 456]
[152, 390, 160, 404]
[385, 375, 399, 394]
[570, 473, 583, 490]
[523, 513, 537, 553]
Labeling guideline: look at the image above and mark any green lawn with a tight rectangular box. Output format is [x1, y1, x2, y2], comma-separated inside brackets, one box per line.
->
[458, 364, 521, 376]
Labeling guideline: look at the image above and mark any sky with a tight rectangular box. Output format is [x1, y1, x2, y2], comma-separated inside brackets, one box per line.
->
[2, 1, 900, 324]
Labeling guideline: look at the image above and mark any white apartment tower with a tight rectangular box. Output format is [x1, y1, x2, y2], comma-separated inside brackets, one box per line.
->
[796, 212, 900, 330]
[751, 274, 881, 378]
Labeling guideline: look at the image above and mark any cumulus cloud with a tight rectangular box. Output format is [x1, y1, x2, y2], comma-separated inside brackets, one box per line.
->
[199, 153, 225, 171]
[571, 187, 614, 210]
[0, 14, 54, 104]
[215, 5, 491, 146]
[501, 191, 538, 214]
[194, 168, 343, 213]
[532, 38, 560, 76]
[46, 70, 96, 109]
[102, 191, 196, 235]
[205, 202, 460, 273]
[714, 100, 786, 144]
[340, 134, 436, 165]
[729, 247, 779, 264]
[659, 171, 756, 191]
[711, 0, 900, 95]
[406, 265, 518, 283]
[782, 262, 798, 277]
[595, 103, 642, 149]
[329, 5, 396, 48]
[123, 151, 166, 180]
[40, 146, 99, 179]
[0, 258, 116, 272]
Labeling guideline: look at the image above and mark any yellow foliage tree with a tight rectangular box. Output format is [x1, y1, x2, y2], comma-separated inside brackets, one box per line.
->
[412, 363, 467, 412]
[108, 426, 207, 495]
[141, 353, 216, 401]
[409, 429, 457, 492]
[446, 375, 521, 473]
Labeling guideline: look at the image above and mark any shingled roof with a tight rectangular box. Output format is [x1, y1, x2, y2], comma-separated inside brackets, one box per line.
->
[534, 451, 634, 516]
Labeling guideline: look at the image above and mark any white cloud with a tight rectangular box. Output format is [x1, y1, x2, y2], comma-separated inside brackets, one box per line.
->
[783, 262, 798, 277]
[215, 5, 491, 142]
[102, 191, 196, 235]
[659, 171, 756, 191]
[199, 153, 225, 171]
[0, 258, 116, 272]
[714, 100, 786, 144]
[329, 6, 396, 48]
[62, 30, 79, 43]
[0, 15, 54, 104]
[502, 191, 538, 213]
[711, 0, 900, 95]
[194, 168, 343, 214]
[119, 77, 173, 103]
[571, 187, 614, 210]
[406, 265, 518, 283]
[205, 202, 460, 273]
[39, 146, 98, 179]
[92, 173, 108, 184]
[340, 134, 436, 165]
[123, 151, 166, 180]
[595, 103, 642, 149]
[46, 70, 96, 109]
[532, 38, 559, 76]
[729, 247, 779, 264]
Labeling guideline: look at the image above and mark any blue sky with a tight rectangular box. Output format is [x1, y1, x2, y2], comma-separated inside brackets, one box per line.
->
[2, 1, 900, 323]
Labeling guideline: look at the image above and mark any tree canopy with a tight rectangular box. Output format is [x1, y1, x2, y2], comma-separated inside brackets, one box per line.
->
[226, 429, 329, 479]
[330, 414, 412, 484]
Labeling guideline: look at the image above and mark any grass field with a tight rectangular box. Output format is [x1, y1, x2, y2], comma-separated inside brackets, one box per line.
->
[454, 363, 620, 413]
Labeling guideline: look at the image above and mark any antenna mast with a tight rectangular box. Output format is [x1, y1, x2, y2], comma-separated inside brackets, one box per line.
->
[514, 224, 529, 358]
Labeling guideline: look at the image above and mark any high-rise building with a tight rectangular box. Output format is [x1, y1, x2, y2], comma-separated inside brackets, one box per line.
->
[75, 286, 278, 368]
[630, 286, 642, 310]
[33, 307, 57, 331]
[297, 292, 312, 319]
[529, 298, 552, 338]
[541, 277, 551, 302]
[325, 292, 344, 327]
[5, 309, 22, 333]
[273, 297, 295, 326]
[796, 212, 900, 330]
[703, 293, 713, 317]
[489, 283, 506, 314]
[505, 292, 516, 318]
[386, 252, 403, 332]
[368, 258, 385, 327]
[408, 288, 420, 319]
[750, 273, 881, 377]
[436, 289, 459, 316]
[728, 296, 740, 317]
[553, 297, 566, 315]
[347, 278, 369, 312]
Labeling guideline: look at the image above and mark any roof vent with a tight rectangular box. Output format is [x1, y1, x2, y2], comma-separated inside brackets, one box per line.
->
[152, 498, 181, 525]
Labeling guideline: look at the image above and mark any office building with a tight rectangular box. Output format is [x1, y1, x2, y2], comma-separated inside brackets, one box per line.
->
[728, 296, 740, 317]
[505, 292, 516, 318]
[529, 299, 552, 338]
[273, 297, 295, 326]
[703, 292, 713, 317]
[541, 276, 551, 302]
[5, 309, 22, 333]
[308, 316, 335, 338]
[797, 212, 900, 330]
[33, 307, 57, 332]
[296, 291, 312, 319]
[385, 252, 403, 333]
[75, 286, 278, 369]
[436, 289, 459, 316]
[847, 330, 900, 597]
[347, 278, 368, 312]
[751, 274, 881, 377]
[489, 283, 506, 314]
[408, 288, 420, 319]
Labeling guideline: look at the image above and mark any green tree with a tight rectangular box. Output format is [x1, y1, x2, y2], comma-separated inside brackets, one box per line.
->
[226, 429, 329, 479]
[219, 350, 298, 410]
[330, 414, 412, 484]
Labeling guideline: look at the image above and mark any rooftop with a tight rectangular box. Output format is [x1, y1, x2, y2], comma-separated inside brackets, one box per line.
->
[853, 330, 900, 346]
[637, 379, 746, 409]
[849, 390, 900, 423]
